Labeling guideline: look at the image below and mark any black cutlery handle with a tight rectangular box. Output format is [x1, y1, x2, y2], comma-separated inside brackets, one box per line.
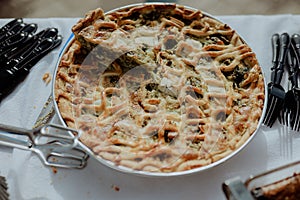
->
[270, 33, 280, 82]
[287, 45, 298, 88]
[292, 34, 300, 60]
[271, 33, 280, 65]
[8, 38, 55, 73]
[0, 68, 30, 102]
[37, 27, 58, 39]
[0, 32, 30, 53]
[0, 18, 23, 36]
[275, 32, 290, 85]
[0, 23, 26, 41]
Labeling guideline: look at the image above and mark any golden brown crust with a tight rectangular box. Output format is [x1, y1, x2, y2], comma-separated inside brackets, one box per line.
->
[55, 4, 265, 173]
[252, 173, 300, 200]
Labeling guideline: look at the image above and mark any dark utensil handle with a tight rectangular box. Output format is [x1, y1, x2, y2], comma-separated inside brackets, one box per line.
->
[0, 68, 30, 103]
[0, 18, 23, 36]
[0, 23, 26, 41]
[275, 32, 290, 85]
[6, 28, 60, 64]
[270, 33, 280, 82]
[292, 34, 300, 62]
[19, 23, 38, 35]
[271, 33, 280, 64]
[287, 46, 298, 88]
[0, 32, 30, 53]
[8, 38, 55, 73]
[37, 27, 58, 39]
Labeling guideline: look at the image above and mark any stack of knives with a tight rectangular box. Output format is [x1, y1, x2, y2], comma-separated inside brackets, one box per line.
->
[0, 18, 62, 102]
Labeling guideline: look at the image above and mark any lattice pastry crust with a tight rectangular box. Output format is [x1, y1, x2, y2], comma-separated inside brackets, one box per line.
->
[55, 4, 265, 172]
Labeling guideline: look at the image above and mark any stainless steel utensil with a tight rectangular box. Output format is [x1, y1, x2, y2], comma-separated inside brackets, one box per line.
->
[0, 123, 89, 169]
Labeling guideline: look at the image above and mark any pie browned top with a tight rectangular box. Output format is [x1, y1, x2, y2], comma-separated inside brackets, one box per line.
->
[55, 4, 265, 173]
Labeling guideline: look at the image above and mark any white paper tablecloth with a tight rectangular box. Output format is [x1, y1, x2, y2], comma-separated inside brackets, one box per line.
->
[1, 15, 300, 200]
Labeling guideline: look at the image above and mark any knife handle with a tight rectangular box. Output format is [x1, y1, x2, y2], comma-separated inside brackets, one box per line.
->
[275, 32, 290, 85]
[0, 18, 23, 36]
[7, 38, 55, 73]
[0, 68, 29, 103]
[0, 32, 32, 54]
[0, 23, 26, 41]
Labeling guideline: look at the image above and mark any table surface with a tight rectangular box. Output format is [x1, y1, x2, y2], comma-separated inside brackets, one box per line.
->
[0, 15, 300, 200]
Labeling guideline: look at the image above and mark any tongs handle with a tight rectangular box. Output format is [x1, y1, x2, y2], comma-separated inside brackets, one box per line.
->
[0, 124, 32, 150]
[0, 123, 88, 169]
[0, 123, 78, 147]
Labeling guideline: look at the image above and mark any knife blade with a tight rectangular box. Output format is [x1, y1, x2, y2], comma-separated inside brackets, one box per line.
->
[32, 95, 55, 129]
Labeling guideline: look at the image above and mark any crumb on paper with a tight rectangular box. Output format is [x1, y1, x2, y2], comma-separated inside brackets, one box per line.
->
[51, 166, 58, 174]
[111, 184, 120, 192]
[43, 72, 52, 85]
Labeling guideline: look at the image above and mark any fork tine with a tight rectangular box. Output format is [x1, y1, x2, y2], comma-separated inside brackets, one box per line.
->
[264, 95, 282, 127]
[278, 101, 285, 125]
[293, 101, 300, 131]
[263, 95, 276, 126]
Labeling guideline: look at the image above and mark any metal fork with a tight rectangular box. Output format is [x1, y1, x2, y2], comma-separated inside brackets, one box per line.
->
[289, 34, 300, 131]
[263, 33, 290, 127]
[0, 123, 89, 169]
[278, 44, 297, 126]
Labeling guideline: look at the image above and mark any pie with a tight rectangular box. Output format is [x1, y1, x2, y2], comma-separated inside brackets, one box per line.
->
[54, 3, 265, 173]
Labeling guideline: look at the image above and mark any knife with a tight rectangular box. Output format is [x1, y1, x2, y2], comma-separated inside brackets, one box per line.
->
[0, 36, 62, 102]
[32, 95, 55, 129]
[0, 28, 59, 66]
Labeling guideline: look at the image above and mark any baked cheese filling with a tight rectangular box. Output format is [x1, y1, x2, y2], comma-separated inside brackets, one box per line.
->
[55, 4, 265, 172]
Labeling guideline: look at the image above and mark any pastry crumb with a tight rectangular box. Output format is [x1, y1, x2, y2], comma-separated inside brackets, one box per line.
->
[111, 184, 120, 192]
[43, 72, 52, 85]
[51, 166, 58, 174]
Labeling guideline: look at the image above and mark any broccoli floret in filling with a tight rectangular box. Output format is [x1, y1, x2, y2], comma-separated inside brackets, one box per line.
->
[223, 65, 249, 86]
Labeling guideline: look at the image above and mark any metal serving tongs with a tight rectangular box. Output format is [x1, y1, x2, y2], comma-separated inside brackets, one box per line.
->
[0, 123, 89, 169]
